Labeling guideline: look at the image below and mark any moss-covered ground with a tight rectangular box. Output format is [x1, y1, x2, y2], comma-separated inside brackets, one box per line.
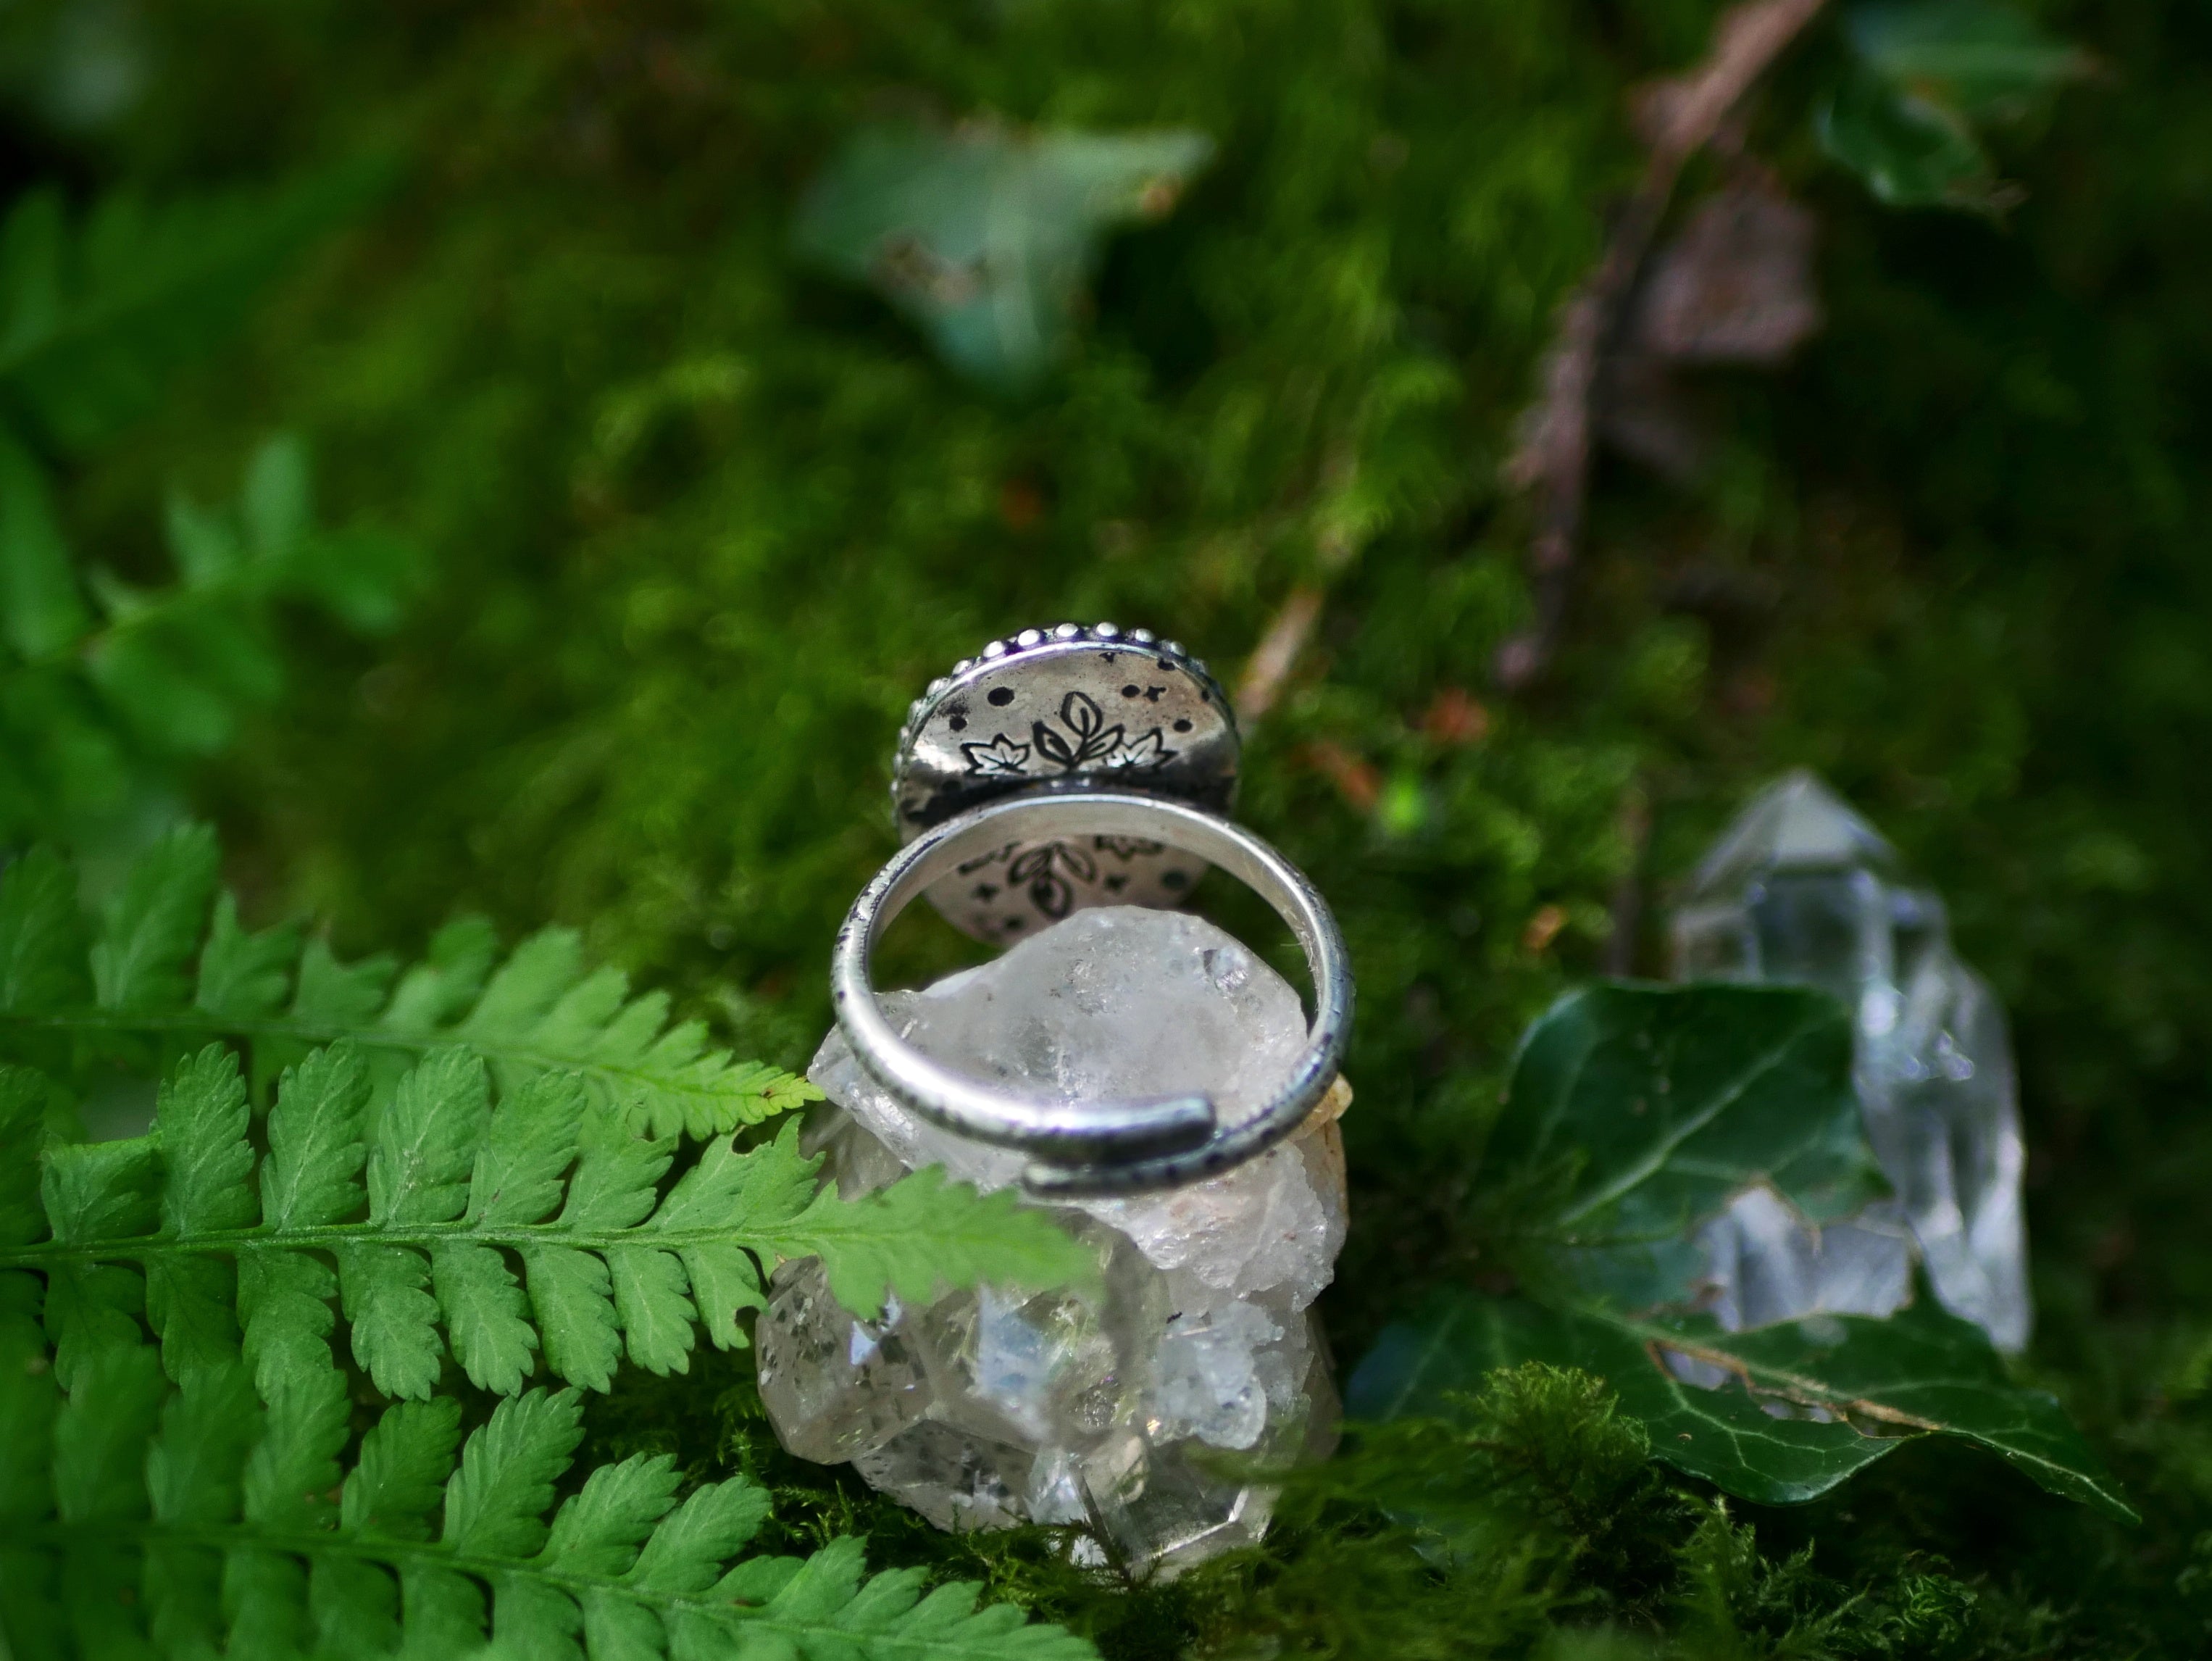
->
[23, 0, 2212, 1652]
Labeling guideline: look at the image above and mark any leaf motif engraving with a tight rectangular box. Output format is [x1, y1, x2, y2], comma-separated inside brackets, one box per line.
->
[959, 734, 1032, 776]
[1103, 728, 1174, 770]
[1006, 841, 1096, 919]
[1094, 835, 1164, 859]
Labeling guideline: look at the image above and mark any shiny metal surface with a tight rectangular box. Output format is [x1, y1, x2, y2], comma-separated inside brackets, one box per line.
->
[832, 791, 1353, 1196]
[892, 624, 1239, 942]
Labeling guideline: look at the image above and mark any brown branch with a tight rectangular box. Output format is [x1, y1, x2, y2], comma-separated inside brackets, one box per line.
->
[1493, 0, 1829, 691]
[1236, 583, 1325, 723]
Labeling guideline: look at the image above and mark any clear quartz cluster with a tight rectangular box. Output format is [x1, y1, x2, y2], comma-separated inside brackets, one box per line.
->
[755, 907, 1346, 1575]
[1670, 771, 2030, 1350]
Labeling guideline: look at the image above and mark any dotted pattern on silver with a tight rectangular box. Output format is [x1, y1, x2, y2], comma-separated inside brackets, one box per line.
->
[892, 624, 1239, 943]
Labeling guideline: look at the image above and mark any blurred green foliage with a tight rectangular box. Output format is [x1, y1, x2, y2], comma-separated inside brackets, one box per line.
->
[7, 0, 2212, 1652]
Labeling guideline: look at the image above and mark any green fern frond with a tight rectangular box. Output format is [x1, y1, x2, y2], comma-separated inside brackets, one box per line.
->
[0, 436, 420, 846]
[0, 162, 393, 452]
[0, 830, 821, 1138]
[0, 1036, 1093, 1397]
[0, 1319, 1096, 1660]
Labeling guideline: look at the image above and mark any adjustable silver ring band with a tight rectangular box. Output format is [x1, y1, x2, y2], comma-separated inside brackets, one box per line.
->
[830, 790, 1353, 1196]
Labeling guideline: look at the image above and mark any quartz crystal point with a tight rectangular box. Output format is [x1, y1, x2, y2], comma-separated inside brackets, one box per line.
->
[755, 907, 1347, 1575]
[1670, 771, 2030, 1351]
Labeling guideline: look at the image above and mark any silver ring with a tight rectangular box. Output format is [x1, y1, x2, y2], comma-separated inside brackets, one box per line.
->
[830, 790, 1353, 1196]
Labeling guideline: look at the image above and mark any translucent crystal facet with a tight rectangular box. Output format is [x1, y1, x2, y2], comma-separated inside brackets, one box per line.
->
[755, 907, 1346, 1575]
[1669, 771, 2030, 1350]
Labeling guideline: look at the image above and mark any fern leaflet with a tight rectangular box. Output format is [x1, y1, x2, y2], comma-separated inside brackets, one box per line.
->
[0, 436, 419, 846]
[0, 830, 820, 1138]
[0, 162, 391, 451]
[0, 1039, 1092, 1396]
[0, 1322, 1097, 1659]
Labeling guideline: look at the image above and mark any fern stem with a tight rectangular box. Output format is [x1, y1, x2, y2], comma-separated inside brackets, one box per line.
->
[0, 1220, 790, 1267]
[0, 1007, 735, 1105]
[9, 1516, 764, 1621]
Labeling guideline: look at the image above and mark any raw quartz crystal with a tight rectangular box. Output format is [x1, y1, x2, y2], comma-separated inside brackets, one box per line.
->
[755, 907, 1347, 1575]
[1670, 771, 2030, 1351]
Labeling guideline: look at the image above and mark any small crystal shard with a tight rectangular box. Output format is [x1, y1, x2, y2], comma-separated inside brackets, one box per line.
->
[1669, 771, 2031, 1350]
[754, 907, 1346, 1575]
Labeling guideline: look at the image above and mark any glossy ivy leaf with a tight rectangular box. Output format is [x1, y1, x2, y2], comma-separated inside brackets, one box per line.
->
[1353, 981, 2129, 1523]
[0, 833, 821, 1138]
[1818, 2, 2088, 211]
[0, 1039, 1095, 1396]
[0, 1317, 1097, 1661]
[1349, 1285, 2135, 1524]
[1485, 983, 1883, 1306]
[796, 121, 1214, 391]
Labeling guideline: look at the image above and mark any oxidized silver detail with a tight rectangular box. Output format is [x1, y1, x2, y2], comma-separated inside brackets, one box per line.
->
[893, 625, 1240, 942]
[832, 791, 1353, 1195]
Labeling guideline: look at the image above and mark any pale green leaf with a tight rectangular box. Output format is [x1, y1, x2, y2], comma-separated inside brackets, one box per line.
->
[797, 122, 1216, 391]
[446, 925, 821, 1138]
[466, 1068, 585, 1225]
[52, 1340, 164, 1524]
[680, 1244, 766, 1352]
[237, 1248, 337, 1393]
[441, 1387, 583, 1558]
[1848, 0, 2090, 118]
[0, 1066, 51, 1246]
[42, 1261, 142, 1389]
[559, 1116, 672, 1231]
[147, 1360, 258, 1525]
[626, 1479, 772, 1594]
[522, 1246, 621, 1393]
[0, 428, 85, 658]
[41, 1135, 160, 1245]
[144, 1250, 240, 1378]
[380, 916, 498, 1033]
[433, 1242, 538, 1395]
[290, 934, 399, 1030]
[343, 1397, 462, 1541]
[242, 1362, 349, 1529]
[0, 847, 90, 1017]
[155, 1042, 256, 1236]
[368, 1047, 488, 1227]
[606, 1246, 696, 1376]
[0, 163, 393, 450]
[778, 1162, 1101, 1321]
[90, 823, 218, 1013]
[195, 892, 299, 1023]
[225, 1541, 312, 1659]
[242, 431, 313, 556]
[542, 1453, 681, 1577]
[339, 1241, 444, 1400]
[260, 1041, 371, 1231]
[309, 1556, 404, 1660]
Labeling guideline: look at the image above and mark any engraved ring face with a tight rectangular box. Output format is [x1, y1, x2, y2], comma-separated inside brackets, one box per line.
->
[892, 624, 1239, 942]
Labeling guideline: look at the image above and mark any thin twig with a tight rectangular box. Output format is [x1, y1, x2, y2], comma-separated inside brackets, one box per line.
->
[1494, 0, 1829, 691]
[1236, 583, 1325, 723]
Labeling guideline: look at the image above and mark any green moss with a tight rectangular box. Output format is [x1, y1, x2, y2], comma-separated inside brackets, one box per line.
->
[16, 0, 2212, 1651]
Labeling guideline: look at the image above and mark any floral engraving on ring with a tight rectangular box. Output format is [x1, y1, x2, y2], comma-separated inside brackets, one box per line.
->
[955, 834, 1166, 920]
[959, 733, 1032, 776]
[959, 690, 1177, 780]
